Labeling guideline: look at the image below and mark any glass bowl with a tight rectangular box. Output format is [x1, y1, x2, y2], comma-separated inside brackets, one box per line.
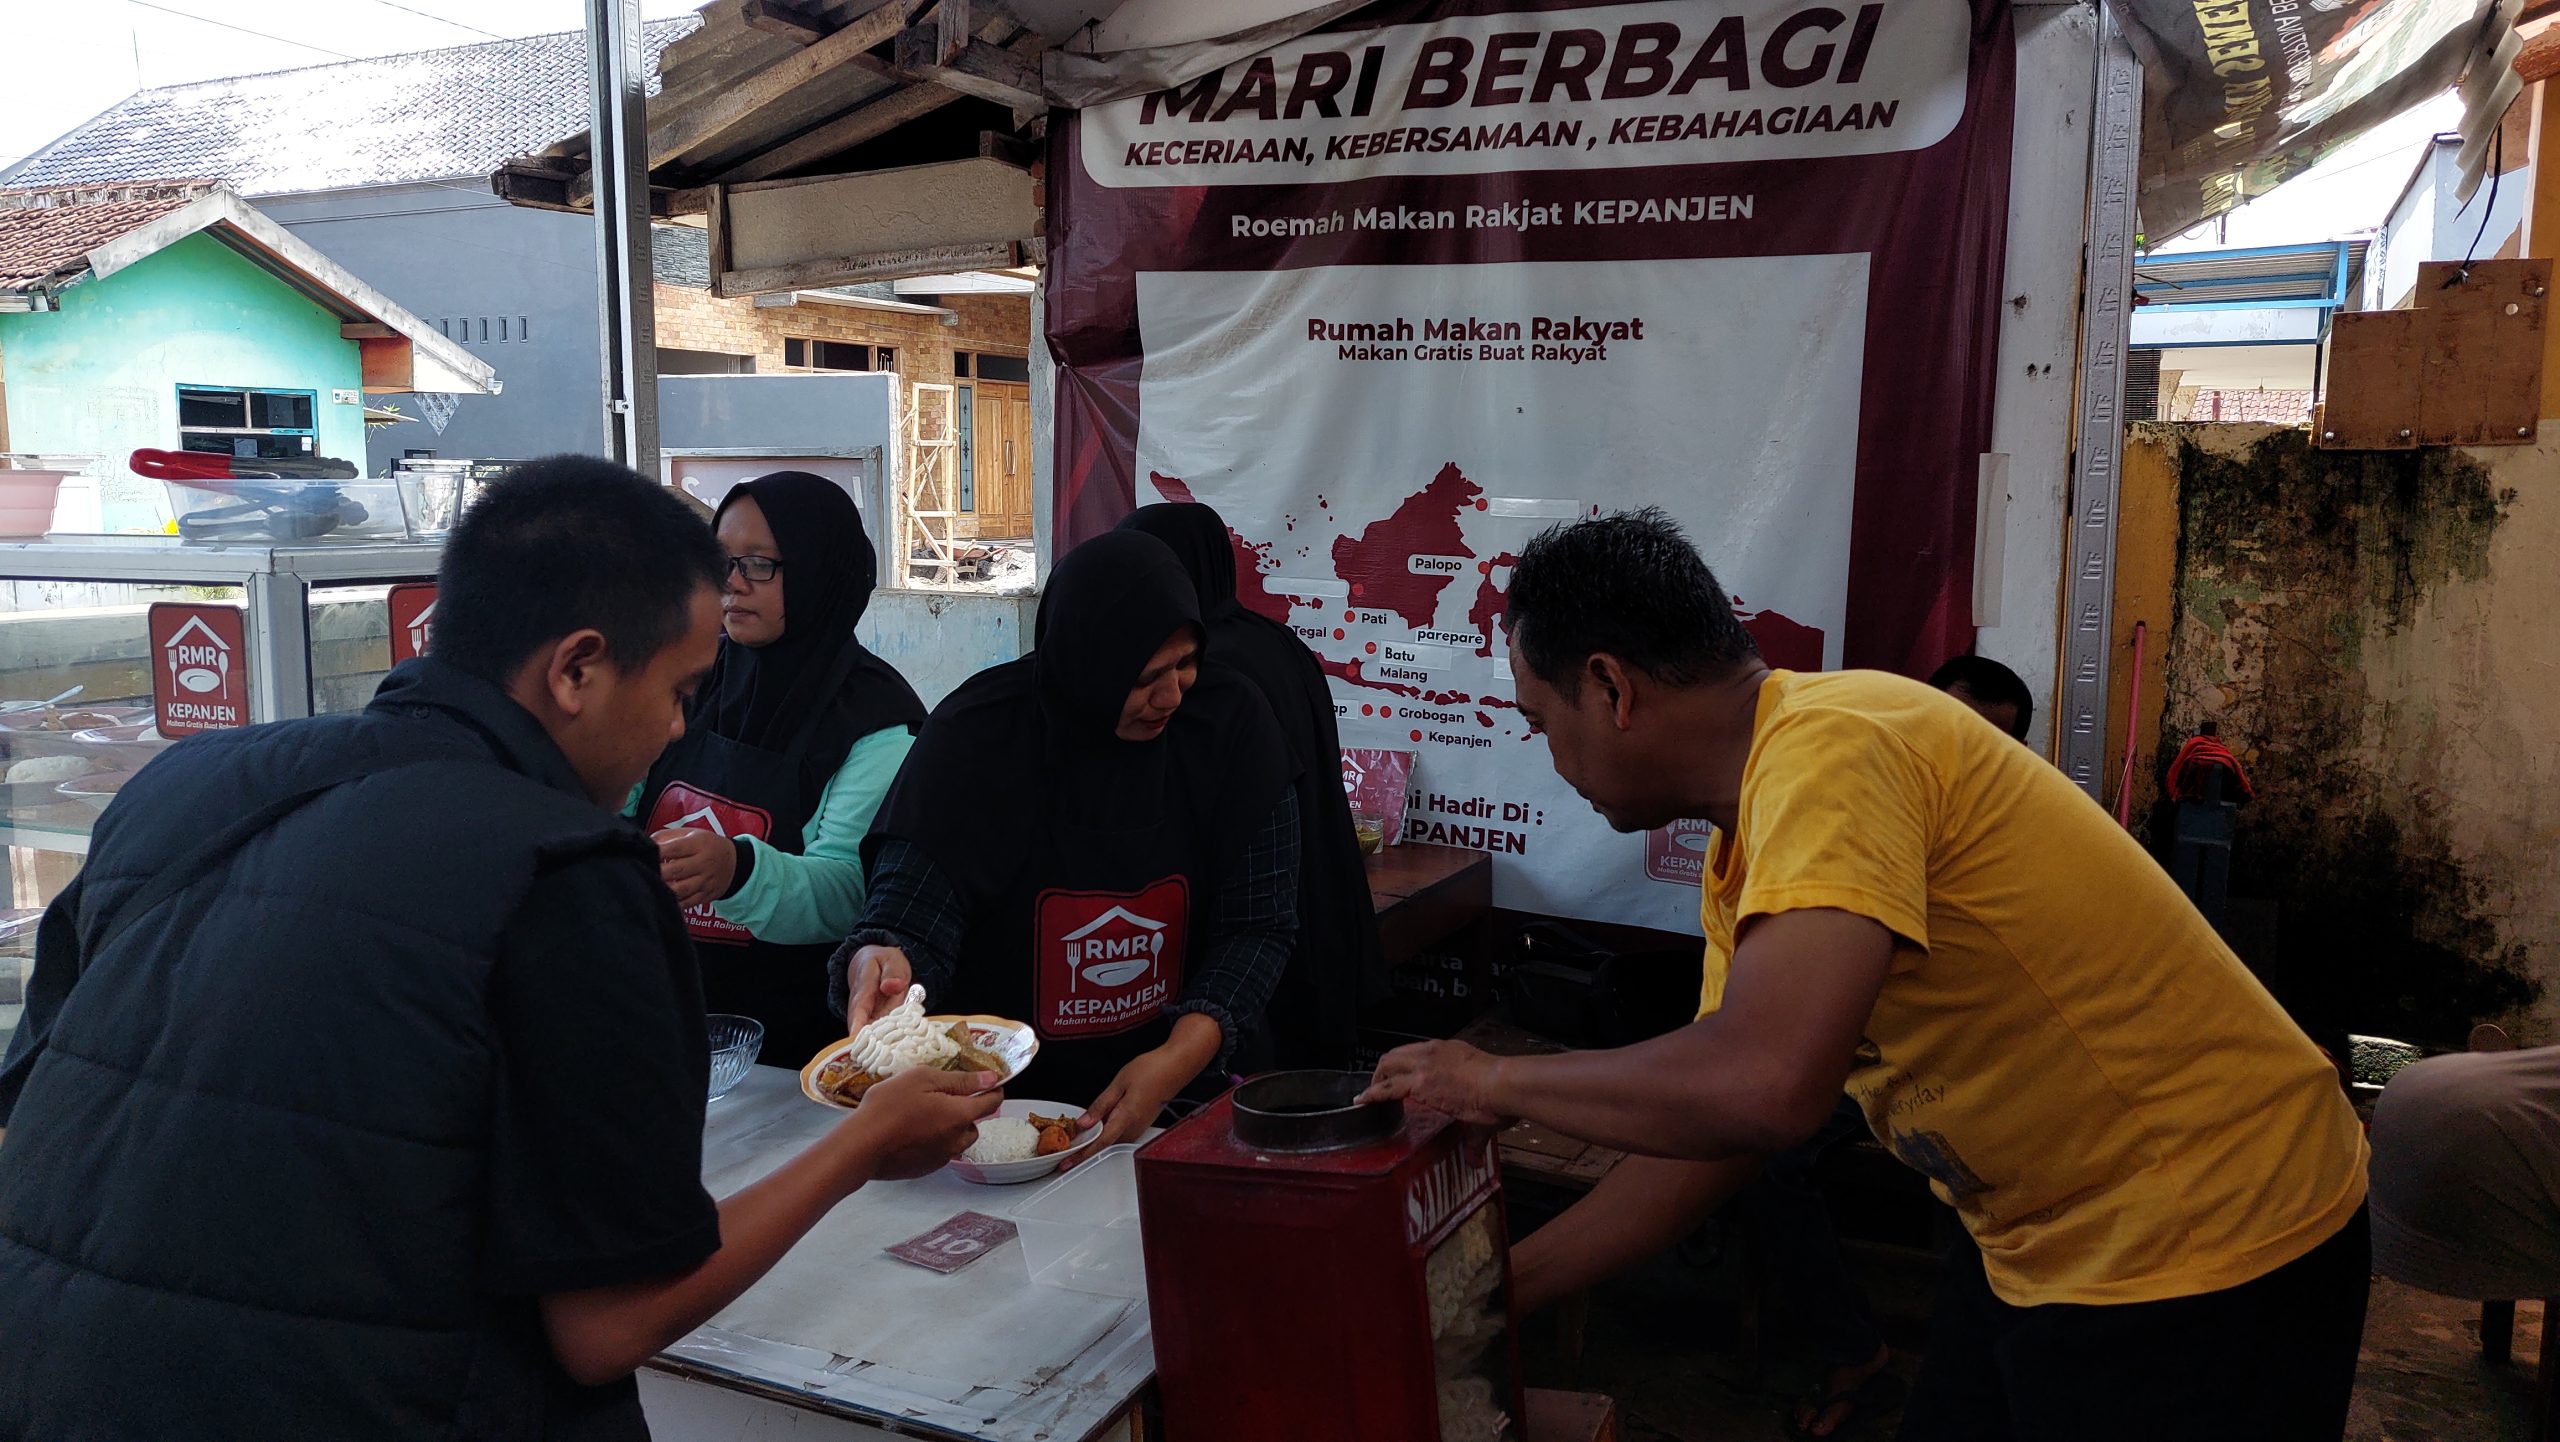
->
[707, 1014, 765, 1100]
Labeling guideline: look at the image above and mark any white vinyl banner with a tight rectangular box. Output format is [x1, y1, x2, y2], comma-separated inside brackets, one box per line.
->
[1131, 254, 1868, 931]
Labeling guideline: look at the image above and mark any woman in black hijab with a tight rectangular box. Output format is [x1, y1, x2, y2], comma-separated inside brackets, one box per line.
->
[830, 530, 1301, 1147]
[1119, 502, 1387, 1070]
[637, 471, 924, 1063]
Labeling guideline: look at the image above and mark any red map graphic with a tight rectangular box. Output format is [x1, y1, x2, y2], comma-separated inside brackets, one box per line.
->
[1143, 468, 1827, 724]
[1740, 607, 1825, 672]
[1469, 551, 1519, 654]
[1328, 462, 1481, 629]
[1149, 471, 1290, 622]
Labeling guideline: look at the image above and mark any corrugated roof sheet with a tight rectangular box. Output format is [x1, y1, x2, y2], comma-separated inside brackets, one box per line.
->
[2133, 242, 2362, 309]
[1, 18, 698, 198]
[0, 181, 216, 291]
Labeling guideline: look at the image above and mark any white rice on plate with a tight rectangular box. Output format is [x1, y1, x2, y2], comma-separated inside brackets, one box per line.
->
[962, 1118, 1041, 1165]
[6, 756, 92, 784]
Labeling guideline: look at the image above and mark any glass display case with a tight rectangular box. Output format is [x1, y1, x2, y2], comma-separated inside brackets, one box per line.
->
[0, 537, 440, 1054]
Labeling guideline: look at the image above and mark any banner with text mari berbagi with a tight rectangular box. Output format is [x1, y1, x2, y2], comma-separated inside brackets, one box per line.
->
[1046, 0, 2016, 932]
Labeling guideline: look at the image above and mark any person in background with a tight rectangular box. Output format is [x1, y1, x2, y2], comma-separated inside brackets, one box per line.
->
[2370, 1044, 2560, 1301]
[1367, 509, 2371, 1441]
[1925, 655, 2034, 742]
[0, 458, 994, 1442]
[833, 530, 1301, 1149]
[638, 472, 924, 1063]
[1118, 501, 1386, 1070]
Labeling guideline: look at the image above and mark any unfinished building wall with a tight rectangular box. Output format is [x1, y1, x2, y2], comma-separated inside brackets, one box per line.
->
[2112, 423, 2557, 1046]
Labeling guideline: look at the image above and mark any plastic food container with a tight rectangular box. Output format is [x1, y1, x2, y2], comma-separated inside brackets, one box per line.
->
[1009, 1143, 1146, 1298]
[163, 477, 410, 544]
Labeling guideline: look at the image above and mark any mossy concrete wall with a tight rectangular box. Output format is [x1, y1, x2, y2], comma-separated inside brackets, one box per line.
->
[2115, 423, 2554, 1045]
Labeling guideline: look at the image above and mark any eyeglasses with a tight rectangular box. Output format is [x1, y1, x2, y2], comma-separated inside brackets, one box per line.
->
[724, 555, 781, 582]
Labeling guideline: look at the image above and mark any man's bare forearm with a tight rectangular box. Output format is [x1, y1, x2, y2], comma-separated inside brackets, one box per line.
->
[1484, 1024, 1829, 1160]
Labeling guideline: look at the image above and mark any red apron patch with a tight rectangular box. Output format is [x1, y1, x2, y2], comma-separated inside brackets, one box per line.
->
[1034, 879, 1189, 1038]
[645, 782, 774, 945]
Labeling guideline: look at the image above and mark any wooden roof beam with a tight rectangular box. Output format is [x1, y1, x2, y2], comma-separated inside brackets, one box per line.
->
[569, 0, 928, 205]
[893, 25, 1043, 112]
[719, 240, 1022, 297]
[715, 77, 963, 184]
[742, 0, 830, 45]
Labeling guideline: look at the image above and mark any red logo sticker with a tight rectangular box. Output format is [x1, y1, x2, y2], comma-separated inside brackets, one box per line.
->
[645, 782, 773, 945]
[147, 603, 249, 737]
[1034, 879, 1189, 1038]
[1643, 819, 1717, 886]
[387, 584, 437, 664]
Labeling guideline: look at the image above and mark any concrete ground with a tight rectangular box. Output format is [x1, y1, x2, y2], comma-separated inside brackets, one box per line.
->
[1520, 1255, 2543, 1441]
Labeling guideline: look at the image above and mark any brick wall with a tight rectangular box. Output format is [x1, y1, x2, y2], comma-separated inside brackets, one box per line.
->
[651, 283, 1030, 392]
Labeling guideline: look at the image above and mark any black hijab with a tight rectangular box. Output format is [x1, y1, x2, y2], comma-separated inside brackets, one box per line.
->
[866, 529, 1292, 905]
[1120, 503, 1389, 1067]
[701, 472, 923, 774]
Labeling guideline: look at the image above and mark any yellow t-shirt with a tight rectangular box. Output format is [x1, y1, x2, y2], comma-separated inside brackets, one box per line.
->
[1697, 670, 2368, 1307]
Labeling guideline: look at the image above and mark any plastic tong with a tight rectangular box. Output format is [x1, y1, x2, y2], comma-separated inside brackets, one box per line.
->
[130, 448, 368, 541]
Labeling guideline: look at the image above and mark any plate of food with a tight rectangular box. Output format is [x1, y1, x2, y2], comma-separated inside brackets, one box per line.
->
[948, 1100, 1103, 1185]
[56, 770, 129, 803]
[69, 721, 166, 746]
[0, 705, 148, 735]
[801, 984, 1038, 1111]
[4, 754, 104, 810]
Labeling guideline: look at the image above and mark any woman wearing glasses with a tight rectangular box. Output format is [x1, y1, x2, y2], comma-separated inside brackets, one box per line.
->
[633, 471, 924, 1063]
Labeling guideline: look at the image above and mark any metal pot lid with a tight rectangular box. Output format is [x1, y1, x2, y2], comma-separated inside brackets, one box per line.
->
[1231, 1069, 1404, 1152]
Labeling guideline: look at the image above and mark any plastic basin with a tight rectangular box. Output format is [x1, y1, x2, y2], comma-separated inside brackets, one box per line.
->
[0, 470, 69, 538]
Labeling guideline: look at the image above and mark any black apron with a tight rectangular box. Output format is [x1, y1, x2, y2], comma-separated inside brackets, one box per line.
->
[938, 780, 1218, 1107]
[862, 530, 1294, 1111]
[640, 722, 838, 1065]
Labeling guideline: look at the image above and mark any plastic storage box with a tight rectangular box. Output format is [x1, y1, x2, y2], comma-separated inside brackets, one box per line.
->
[1009, 1143, 1147, 1298]
[162, 477, 410, 544]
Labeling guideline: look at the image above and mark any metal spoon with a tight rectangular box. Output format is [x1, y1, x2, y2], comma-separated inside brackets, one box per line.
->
[0, 685, 82, 715]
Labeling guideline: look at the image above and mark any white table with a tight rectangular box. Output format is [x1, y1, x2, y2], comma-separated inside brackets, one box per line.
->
[641, 1067, 1155, 1442]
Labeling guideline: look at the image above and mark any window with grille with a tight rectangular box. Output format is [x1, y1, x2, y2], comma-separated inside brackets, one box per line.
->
[176, 385, 318, 461]
[783, 337, 900, 372]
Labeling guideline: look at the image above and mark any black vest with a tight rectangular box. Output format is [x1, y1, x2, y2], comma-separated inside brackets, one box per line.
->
[0, 661, 684, 1441]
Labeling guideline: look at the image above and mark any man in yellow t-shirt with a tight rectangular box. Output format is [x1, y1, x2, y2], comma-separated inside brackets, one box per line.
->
[1365, 510, 2371, 1441]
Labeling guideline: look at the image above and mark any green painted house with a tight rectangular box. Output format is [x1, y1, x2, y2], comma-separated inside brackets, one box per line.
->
[0, 181, 496, 530]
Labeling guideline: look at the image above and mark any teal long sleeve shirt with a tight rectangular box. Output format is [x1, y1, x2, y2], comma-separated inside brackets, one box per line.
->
[628, 726, 915, 946]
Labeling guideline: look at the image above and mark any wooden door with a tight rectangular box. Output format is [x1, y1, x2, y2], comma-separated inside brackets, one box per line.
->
[969, 381, 1033, 539]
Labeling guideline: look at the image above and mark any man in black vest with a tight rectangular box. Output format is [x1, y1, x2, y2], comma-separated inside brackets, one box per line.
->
[0, 457, 998, 1441]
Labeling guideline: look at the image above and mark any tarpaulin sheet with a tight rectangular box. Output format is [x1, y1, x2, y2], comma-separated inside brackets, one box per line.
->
[1045, 0, 2015, 931]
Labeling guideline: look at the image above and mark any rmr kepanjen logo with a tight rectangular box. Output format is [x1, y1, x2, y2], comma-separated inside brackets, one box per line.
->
[1035, 880, 1190, 1037]
[1063, 904, 1168, 989]
[166, 615, 230, 695]
[388, 583, 439, 664]
[147, 602, 249, 737]
[641, 782, 774, 946]
[1644, 818, 1717, 886]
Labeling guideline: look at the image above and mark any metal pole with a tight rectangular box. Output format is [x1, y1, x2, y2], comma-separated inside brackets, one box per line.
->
[2056, 5, 2142, 799]
[244, 570, 313, 722]
[587, 0, 659, 477]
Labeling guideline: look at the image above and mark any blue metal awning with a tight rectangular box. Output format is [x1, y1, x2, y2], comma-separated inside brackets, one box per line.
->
[2131, 241, 2362, 315]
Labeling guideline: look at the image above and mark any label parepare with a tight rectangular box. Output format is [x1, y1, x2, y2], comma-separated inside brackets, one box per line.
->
[1081, 0, 1970, 188]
